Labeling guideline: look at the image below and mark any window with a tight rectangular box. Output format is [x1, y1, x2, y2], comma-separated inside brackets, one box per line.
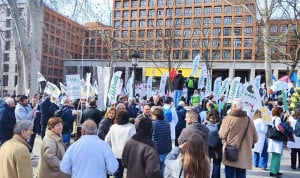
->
[175, 9, 182, 16]
[193, 40, 200, 47]
[224, 6, 231, 14]
[195, 0, 202, 4]
[165, 29, 172, 37]
[4, 53, 9, 61]
[156, 20, 163, 27]
[148, 19, 154, 27]
[175, 19, 182, 26]
[280, 25, 288, 32]
[115, 11, 121, 18]
[157, 9, 164, 16]
[235, 16, 242, 25]
[5, 41, 10, 50]
[114, 31, 120, 37]
[174, 39, 181, 48]
[235, 6, 242, 13]
[203, 28, 210, 36]
[212, 50, 220, 60]
[192, 50, 200, 58]
[132, 0, 138, 7]
[203, 18, 211, 26]
[203, 39, 210, 47]
[158, 0, 164, 6]
[194, 18, 201, 25]
[140, 0, 146, 7]
[124, 1, 129, 8]
[184, 19, 191, 26]
[131, 10, 137, 17]
[244, 49, 252, 59]
[130, 31, 136, 38]
[3, 64, 9, 72]
[213, 28, 221, 36]
[140, 20, 146, 27]
[214, 17, 221, 25]
[155, 50, 161, 59]
[212, 39, 220, 47]
[166, 19, 172, 27]
[245, 16, 252, 24]
[147, 30, 153, 37]
[184, 29, 191, 36]
[140, 10, 146, 17]
[5, 30, 11, 38]
[185, 8, 192, 15]
[234, 28, 242, 36]
[224, 16, 232, 25]
[156, 30, 163, 37]
[204, 7, 211, 14]
[234, 38, 241, 47]
[3, 75, 8, 86]
[183, 40, 190, 47]
[195, 7, 201, 15]
[270, 25, 277, 32]
[122, 21, 128, 28]
[194, 29, 201, 36]
[131, 20, 137, 28]
[185, 0, 192, 5]
[146, 50, 153, 59]
[122, 30, 128, 37]
[123, 11, 129, 18]
[223, 38, 231, 47]
[115, 1, 121, 8]
[6, 19, 11, 27]
[223, 50, 230, 59]
[183, 50, 189, 59]
[173, 50, 180, 59]
[155, 40, 163, 48]
[175, 0, 182, 5]
[245, 27, 252, 35]
[204, 0, 211, 3]
[175, 30, 181, 37]
[214, 6, 221, 14]
[234, 49, 241, 59]
[167, 0, 173, 6]
[244, 39, 252, 47]
[166, 9, 172, 16]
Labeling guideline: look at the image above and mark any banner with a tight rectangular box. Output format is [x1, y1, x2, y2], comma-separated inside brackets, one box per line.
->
[97, 66, 111, 110]
[254, 75, 261, 90]
[191, 54, 200, 77]
[270, 81, 288, 92]
[37, 72, 46, 82]
[146, 76, 153, 99]
[227, 77, 241, 103]
[198, 66, 207, 89]
[240, 83, 263, 118]
[117, 79, 123, 95]
[159, 73, 168, 96]
[59, 82, 69, 96]
[221, 77, 230, 94]
[205, 73, 211, 97]
[213, 76, 222, 100]
[44, 81, 61, 98]
[108, 71, 122, 104]
[92, 80, 98, 95]
[66, 74, 81, 100]
[126, 71, 134, 99]
[282, 90, 289, 113]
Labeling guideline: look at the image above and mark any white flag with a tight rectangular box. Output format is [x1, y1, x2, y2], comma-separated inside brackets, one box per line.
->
[97, 66, 111, 110]
[254, 75, 261, 90]
[205, 74, 211, 97]
[108, 71, 122, 104]
[146, 77, 153, 99]
[159, 73, 168, 96]
[213, 77, 222, 100]
[227, 77, 241, 103]
[191, 54, 200, 77]
[37, 72, 46, 82]
[59, 82, 69, 96]
[198, 66, 207, 89]
[44, 81, 61, 98]
[240, 83, 263, 118]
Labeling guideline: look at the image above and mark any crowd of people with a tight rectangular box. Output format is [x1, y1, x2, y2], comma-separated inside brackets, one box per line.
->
[0, 73, 299, 178]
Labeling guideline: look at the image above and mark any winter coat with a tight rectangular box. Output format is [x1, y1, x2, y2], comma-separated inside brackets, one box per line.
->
[37, 130, 70, 178]
[152, 120, 172, 154]
[122, 134, 162, 178]
[40, 98, 59, 126]
[175, 105, 186, 132]
[0, 102, 16, 145]
[219, 109, 258, 170]
[80, 107, 103, 125]
[178, 122, 209, 144]
[267, 116, 284, 154]
[173, 74, 185, 90]
[97, 117, 113, 140]
[253, 118, 268, 154]
[0, 134, 33, 178]
[164, 147, 184, 178]
[163, 104, 178, 140]
[206, 122, 222, 161]
[15, 103, 33, 122]
[60, 106, 76, 134]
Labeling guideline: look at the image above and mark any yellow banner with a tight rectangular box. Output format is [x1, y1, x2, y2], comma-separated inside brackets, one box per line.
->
[145, 67, 201, 77]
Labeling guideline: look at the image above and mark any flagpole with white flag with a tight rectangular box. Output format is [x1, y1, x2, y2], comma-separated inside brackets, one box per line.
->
[159, 73, 168, 96]
[227, 77, 241, 103]
[190, 54, 200, 77]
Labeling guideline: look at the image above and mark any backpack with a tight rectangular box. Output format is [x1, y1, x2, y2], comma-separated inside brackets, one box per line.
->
[187, 78, 194, 88]
[163, 107, 172, 122]
[294, 119, 300, 137]
[54, 107, 67, 117]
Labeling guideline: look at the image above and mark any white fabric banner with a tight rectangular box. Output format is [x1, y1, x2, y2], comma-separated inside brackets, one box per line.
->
[198, 66, 207, 89]
[191, 54, 200, 77]
[37, 72, 46, 82]
[221, 77, 230, 95]
[44, 81, 61, 98]
[97, 66, 111, 110]
[59, 82, 69, 96]
[254, 75, 261, 90]
[159, 73, 168, 96]
[205, 74, 212, 97]
[240, 82, 263, 118]
[213, 76, 222, 100]
[66, 74, 81, 100]
[117, 79, 123, 96]
[147, 76, 153, 99]
[227, 77, 241, 103]
[108, 71, 122, 104]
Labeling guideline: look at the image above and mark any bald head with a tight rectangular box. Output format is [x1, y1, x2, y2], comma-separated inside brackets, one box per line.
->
[81, 119, 97, 135]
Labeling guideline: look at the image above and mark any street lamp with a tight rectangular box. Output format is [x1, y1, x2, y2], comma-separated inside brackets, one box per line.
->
[131, 51, 140, 97]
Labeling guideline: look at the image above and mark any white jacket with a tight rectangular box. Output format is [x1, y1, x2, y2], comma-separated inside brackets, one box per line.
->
[253, 118, 268, 154]
[163, 104, 178, 140]
[267, 116, 283, 154]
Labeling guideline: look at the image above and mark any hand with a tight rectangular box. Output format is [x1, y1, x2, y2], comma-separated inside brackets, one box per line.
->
[179, 142, 187, 153]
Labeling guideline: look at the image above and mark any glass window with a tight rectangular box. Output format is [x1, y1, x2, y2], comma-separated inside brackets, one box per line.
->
[148, 19, 154, 27]
[245, 16, 252, 24]
[115, 1, 121, 8]
[184, 19, 192, 26]
[175, 9, 182, 16]
[155, 40, 163, 48]
[166, 19, 172, 27]
[167, 0, 173, 6]
[245, 27, 252, 35]
[214, 17, 221, 25]
[156, 30, 163, 37]
[140, 10, 146, 17]
[149, 0, 155, 6]
[147, 30, 154, 37]
[131, 10, 137, 17]
[281, 25, 288, 32]
[204, 0, 211, 3]
[185, 8, 192, 15]
[224, 6, 231, 14]
[157, 9, 164, 16]
[204, 7, 211, 14]
[234, 49, 241, 59]
[185, 0, 192, 5]
[270, 25, 277, 32]
[214, 6, 222, 14]
[122, 21, 128, 28]
[235, 6, 242, 13]
[183, 40, 190, 47]
[244, 39, 252, 47]
[165, 29, 172, 37]
[114, 21, 120, 28]
[224, 16, 232, 25]
[213, 28, 221, 36]
[193, 40, 200, 47]
[146, 50, 153, 59]
[194, 18, 201, 25]
[212, 39, 220, 47]
[175, 19, 182, 26]
[148, 10, 155, 17]
[212, 50, 220, 60]
[123, 11, 129, 18]
[158, 0, 164, 6]
[155, 50, 161, 59]
[183, 50, 189, 59]
[173, 50, 180, 59]
[174, 39, 181, 48]
[156, 20, 163, 27]
[130, 31, 136, 38]
[166, 9, 172, 16]
[234, 27, 242, 36]
[234, 16, 242, 25]
[122, 30, 128, 37]
[234, 38, 241, 47]
[139, 30, 145, 37]
[132, 1, 138, 7]
[175, 30, 181, 37]
[184, 29, 191, 36]
[203, 18, 211, 26]
[141, 0, 146, 7]
[194, 29, 201, 36]
[115, 11, 120, 18]
[203, 39, 210, 47]
[194, 7, 201, 15]
[139, 20, 145, 27]
[131, 20, 137, 28]
[223, 50, 230, 59]
[223, 28, 231, 36]
[223, 38, 231, 47]
[175, 0, 182, 5]
[124, 1, 129, 8]
[195, 0, 202, 4]
[192, 50, 200, 58]
[203, 28, 210, 36]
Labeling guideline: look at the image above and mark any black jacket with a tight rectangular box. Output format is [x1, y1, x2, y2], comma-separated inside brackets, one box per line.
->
[175, 105, 186, 132]
[80, 107, 103, 125]
[40, 97, 59, 126]
[97, 117, 113, 140]
[0, 102, 16, 145]
[173, 74, 185, 90]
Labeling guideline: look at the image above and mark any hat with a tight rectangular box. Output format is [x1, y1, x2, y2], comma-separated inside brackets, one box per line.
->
[136, 117, 153, 138]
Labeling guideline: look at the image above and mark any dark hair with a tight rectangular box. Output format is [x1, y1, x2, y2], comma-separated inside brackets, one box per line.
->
[206, 109, 220, 123]
[164, 97, 173, 104]
[151, 107, 165, 120]
[136, 117, 153, 138]
[272, 106, 283, 117]
[19, 95, 28, 102]
[115, 111, 130, 125]
[89, 99, 97, 107]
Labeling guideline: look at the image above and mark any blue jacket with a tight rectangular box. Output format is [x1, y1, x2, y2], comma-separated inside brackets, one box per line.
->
[40, 97, 59, 126]
[152, 120, 172, 154]
[175, 106, 186, 132]
[60, 106, 76, 134]
[0, 102, 16, 145]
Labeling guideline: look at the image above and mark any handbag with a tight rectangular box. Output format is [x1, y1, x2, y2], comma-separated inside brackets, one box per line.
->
[225, 119, 250, 162]
[267, 120, 284, 141]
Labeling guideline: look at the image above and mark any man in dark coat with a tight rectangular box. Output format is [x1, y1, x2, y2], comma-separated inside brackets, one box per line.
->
[0, 97, 16, 145]
[172, 70, 185, 107]
[80, 99, 103, 126]
[175, 101, 186, 146]
[40, 96, 59, 139]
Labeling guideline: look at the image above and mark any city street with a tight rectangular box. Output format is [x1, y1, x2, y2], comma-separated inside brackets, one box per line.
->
[31, 135, 300, 178]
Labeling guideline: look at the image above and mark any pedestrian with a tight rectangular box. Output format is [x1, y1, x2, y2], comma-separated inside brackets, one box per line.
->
[40, 96, 59, 139]
[80, 98, 103, 126]
[0, 120, 34, 178]
[162, 97, 178, 143]
[122, 117, 162, 178]
[97, 107, 116, 140]
[0, 97, 16, 145]
[267, 106, 284, 177]
[287, 107, 300, 169]
[14, 95, 35, 122]
[186, 76, 197, 106]
[151, 106, 172, 174]
[164, 132, 210, 178]
[219, 98, 258, 178]
[175, 100, 186, 146]
[105, 111, 136, 178]
[173, 70, 185, 107]
[37, 117, 70, 178]
[252, 109, 269, 170]
[60, 120, 118, 177]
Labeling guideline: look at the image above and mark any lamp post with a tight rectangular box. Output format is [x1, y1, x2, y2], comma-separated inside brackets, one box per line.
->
[233, 36, 236, 79]
[131, 51, 140, 97]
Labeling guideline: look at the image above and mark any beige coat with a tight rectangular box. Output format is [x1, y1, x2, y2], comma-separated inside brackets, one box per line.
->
[0, 134, 33, 178]
[219, 110, 258, 170]
[37, 130, 70, 178]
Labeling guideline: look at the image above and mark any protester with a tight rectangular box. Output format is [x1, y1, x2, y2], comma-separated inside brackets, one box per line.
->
[173, 70, 185, 107]
[186, 76, 197, 106]
[15, 95, 35, 122]
[162, 97, 178, 143]
[122, 117, 162, 178]
[252, 109, 269, 170]
[105, 111, 136, 178]
[164, 132, 210, 178]
[37, 117, 70, 178]
[190, 89, 201, 107]
[60, 120, 118, 177]
[149, 95, 163, 107]
[0, 120, 33, 178]
[287, 107, 300, 170]
[40, 96, 59, 139]
[0, 97, 16, 145]
[151, 107, 172, 174]
[219, 98, 257, 178]
[80, 98, 103, 126]
[97, 107, 116, 140]
[175, 100, 186, 146]
[29, 95, 41, 150]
